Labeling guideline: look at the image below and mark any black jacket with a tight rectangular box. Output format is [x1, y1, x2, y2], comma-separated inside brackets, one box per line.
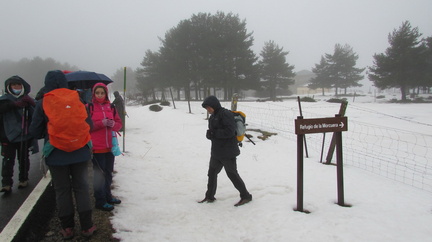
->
[202, 96, 240, 159]
[0, 76, 34, 143]
[112, 91, 125, 117]
[113, 91, 125, 131]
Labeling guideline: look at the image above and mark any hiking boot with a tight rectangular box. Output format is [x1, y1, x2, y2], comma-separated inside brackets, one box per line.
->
[198, 197, 216, 203]
[59, 227, 74, 240]
[234, 195, 253, 207]
[82, 225, 97, 238]
[108, 197, 122, 205]
[96, 203, 114, 211]
[18, 181, 28, 189]
[0, 186, 11, 193]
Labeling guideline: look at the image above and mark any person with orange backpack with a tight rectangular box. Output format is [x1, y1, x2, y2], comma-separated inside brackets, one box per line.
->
[29, 70, 96, 239]
[88, 83, 122, 212]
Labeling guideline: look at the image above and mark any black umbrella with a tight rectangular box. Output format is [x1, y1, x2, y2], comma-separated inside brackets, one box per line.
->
[65, 71, 113, 90]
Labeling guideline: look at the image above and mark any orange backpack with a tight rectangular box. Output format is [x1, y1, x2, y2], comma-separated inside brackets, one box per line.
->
[43, 88, 91, 152]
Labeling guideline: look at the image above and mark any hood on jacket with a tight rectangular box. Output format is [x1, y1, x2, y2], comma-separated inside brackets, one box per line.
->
[92, 82, 110, 103]
[4, 75, 31, 96]
[202, 96, 222, 111]
[44, 70, 68, 93]
[113, 91, 121, 98]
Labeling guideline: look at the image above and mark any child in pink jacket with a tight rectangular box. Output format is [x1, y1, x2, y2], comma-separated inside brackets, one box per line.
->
[88, 83, 122, 211]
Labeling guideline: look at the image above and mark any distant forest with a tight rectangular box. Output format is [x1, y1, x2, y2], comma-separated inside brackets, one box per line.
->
[0, 57, 79, 96]
[0, 56, 313, 100]
[0, 56, 312, 101]
[0, 58, 138, 97]
[3, 19, 428, 102]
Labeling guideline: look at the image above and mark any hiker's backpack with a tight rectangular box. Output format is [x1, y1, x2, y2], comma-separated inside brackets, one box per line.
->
[43, 88, 91, 152]
[232, 111, 246, 144]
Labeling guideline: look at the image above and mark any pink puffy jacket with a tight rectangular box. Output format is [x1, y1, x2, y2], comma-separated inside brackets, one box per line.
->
[88, 83, 122, 151]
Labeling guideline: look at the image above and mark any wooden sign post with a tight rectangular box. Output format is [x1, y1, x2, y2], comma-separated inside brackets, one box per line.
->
[294, 115, 349, 213]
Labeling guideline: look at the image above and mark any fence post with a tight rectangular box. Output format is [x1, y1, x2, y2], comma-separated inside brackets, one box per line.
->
[169, 87, 176, 109]
[295, 116, 305, 212]
[297, 97, 309, 158]
[325, 101, 348, 164]
[231, 93, 239, 111]
[123, 67, 127, 152]
[335, 114, 351, 207]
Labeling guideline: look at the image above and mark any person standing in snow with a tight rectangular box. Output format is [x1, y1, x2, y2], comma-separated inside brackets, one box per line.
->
[199, 95, 252, 206]
[88, 83, 122, 212]
[29, 70, 96, 239]
[0, 75, 35, 192]
[112, 91, 126, 132]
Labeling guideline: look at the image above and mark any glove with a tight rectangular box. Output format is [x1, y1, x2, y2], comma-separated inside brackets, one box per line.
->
[102, 118, 115, 127]
[15, 95, 35, 108]
[107, 119, 115, 127]
[206, 130, 214, 140]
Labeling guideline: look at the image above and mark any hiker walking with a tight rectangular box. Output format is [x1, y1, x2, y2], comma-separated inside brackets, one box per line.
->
[29, 70, 96, 239]
[88, 83, 122, 211]
[0, 76, 35, 192]
[199, 95, 252, 206]
[112, 91, 126, 132]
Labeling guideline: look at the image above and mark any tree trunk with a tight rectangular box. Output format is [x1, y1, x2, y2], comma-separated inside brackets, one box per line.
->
[176, 89, 181, 101]
[152, 88, 156, 101]
[400, 86, 407, 101]
[195, 84, 199, 100]
[161, 88, 166, 101]
[186, 86, 191, 102]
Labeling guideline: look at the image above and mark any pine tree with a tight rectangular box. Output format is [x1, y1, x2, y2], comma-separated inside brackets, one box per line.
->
[157, 12, 259, 101]
[308, 56, 332, 95]
[368, 21, 424, 101]
[259, 40, 295, 101]
[309, 44, 364, 96]
[327, 44, 364, 95]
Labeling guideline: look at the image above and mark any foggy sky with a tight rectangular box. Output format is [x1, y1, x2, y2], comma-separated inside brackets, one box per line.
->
[1, 0, 431, 78]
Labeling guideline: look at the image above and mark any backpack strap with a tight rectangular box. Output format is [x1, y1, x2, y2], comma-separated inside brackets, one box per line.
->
[88, 103, 116, 117]
[111, 103, 117, 117]
[88, 103, 94, 116]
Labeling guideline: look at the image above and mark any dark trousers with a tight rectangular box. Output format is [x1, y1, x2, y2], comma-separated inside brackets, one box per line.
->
[1, 141, 31, 186]
[49, 161, 93, 230]
[92, 152, 115, 207]
[205, 156, 251, 199]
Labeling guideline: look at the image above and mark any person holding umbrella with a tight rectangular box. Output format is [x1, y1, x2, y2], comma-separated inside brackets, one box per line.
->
[0, 76, 35, 192]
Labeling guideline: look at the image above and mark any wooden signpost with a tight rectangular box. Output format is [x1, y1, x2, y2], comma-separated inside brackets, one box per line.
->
[294, 115, 349, 213]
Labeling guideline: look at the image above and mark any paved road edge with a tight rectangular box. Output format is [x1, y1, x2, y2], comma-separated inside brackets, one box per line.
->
[0, 172, 51, 241]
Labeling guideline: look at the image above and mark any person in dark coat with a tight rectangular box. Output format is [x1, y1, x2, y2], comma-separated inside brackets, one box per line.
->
[112, 91, 125, 132]
[29, 70, 96, 239]
[0, 75, 35, 192]
[199, 95, 252, 206]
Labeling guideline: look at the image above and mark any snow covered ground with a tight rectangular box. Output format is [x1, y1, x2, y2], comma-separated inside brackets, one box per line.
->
[110, 95, 432, 242]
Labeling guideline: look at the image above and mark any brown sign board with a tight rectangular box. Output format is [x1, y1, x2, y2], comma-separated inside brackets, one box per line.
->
[295, 116, 348, 134]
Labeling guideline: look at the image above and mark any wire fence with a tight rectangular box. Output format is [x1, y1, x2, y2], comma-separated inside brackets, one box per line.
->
[235, 101, 432, 193]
